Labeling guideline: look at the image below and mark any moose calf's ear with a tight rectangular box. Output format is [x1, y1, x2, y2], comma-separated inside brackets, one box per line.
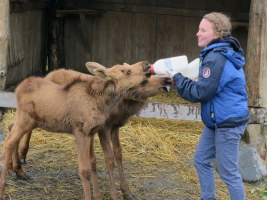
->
[85, 62, 106, 74]
[93, 68, 114, 81]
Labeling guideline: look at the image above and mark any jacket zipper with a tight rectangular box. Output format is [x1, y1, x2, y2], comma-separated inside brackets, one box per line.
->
[210, 100, 217, 127]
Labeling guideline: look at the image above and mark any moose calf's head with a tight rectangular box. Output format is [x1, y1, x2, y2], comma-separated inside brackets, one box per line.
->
[125, 76, 172, 100]
[85, 61, 151, 90]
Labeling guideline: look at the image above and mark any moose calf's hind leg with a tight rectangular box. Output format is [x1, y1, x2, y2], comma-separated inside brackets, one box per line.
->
[0, 123, 32, 198]
[19, 131, 33, 163]
[12, 144, 29, 180]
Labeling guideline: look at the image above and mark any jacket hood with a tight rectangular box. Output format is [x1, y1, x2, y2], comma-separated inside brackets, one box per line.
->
[209, 33, 244, 56]
[200, 34, 245, 70]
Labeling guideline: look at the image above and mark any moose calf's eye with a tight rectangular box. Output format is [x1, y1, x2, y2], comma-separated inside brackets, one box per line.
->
[127, 71, 131, 75]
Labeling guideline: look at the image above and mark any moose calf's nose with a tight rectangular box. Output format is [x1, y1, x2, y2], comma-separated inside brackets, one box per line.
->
[145, 72, 151, 78]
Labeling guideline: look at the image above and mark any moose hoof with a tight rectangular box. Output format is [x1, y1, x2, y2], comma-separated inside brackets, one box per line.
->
[16, 174, 31, 181]
[123, 194, 135, 200]
[20, 158, 27, 164]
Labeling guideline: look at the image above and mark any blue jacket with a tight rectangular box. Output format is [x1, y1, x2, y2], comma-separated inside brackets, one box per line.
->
[172, 36, 250, 128]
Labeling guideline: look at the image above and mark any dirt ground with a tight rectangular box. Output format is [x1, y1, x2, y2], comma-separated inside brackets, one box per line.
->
[0, 111, 264, 200]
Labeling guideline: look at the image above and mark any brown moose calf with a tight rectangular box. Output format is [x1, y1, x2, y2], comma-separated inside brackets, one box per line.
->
[96, 74, 171, 200]
[15, 68, 171, 200]
[45, 69, 171, 200]
[0, 61, 151, 200]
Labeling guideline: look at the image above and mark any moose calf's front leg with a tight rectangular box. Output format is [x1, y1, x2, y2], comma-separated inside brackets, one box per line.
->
[89, 137, 103, 199]
[74, 130, 102, 200]
[98, 128, 118, 200]
[111, 128, 134, 199]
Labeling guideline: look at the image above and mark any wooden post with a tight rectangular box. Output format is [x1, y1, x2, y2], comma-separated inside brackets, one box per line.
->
[0, 0, 9, 91]
[49, 13, 65, 71]
[244, 0, 267, 160]
[245, 0, 267, 107]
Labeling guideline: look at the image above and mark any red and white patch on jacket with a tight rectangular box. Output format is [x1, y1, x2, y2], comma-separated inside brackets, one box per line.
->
[202, 67, 211, 78]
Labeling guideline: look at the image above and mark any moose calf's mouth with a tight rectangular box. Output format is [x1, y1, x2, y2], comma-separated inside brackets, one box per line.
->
[163, 85, 171, 92]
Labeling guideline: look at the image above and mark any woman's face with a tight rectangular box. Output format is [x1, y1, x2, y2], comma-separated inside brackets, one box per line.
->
[196, 19, 219, 47]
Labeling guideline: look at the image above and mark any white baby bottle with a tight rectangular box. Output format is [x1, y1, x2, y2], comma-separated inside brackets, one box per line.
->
[150, 56, 200, 80]
[150, 55, 189, 76]
[186, 58, 200, 80]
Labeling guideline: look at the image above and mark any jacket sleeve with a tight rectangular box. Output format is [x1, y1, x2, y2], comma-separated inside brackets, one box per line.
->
[172, 51, 226, 103]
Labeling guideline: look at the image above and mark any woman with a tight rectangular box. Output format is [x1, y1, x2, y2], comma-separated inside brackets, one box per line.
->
[168, 12, 250, 200]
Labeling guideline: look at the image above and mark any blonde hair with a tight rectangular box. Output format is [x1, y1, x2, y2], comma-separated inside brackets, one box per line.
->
[203, 12, 231, 37]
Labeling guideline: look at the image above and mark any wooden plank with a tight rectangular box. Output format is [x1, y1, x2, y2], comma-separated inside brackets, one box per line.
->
[136, 102, 202, 121]
[130, 13, 156, 63]
[0, 92, 16, 108]
[31, 10, 43, 76]
[156, 15, 190, 59]
[186, 17, 201, 61]
[1, 91, 265, 124]
[49, 16, 65, 70]
[91, 11, 109, 66]
[72, 16, 83, 71]
[232, 26, 248, 55]
[64, 16, 78, 69]
[105, 11, 133, 66]
[5, 10, 47, 90]
[5, 12, 25, 89]
[78, 14, 93, 69]
[79, 13, 91, 55]
[64, 15, 92, 72]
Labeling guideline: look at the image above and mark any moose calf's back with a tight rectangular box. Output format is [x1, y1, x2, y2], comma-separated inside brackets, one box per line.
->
[15, 77, 76, 133]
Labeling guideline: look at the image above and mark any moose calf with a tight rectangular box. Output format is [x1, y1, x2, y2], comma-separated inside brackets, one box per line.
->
[0, 61, 151, 200]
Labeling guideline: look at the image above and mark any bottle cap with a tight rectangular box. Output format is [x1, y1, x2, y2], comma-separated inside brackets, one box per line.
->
[150, 64, 155, 75]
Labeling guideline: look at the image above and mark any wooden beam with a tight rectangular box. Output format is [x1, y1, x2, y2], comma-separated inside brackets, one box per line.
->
[81, 2, 249, 21]
[10, 1, 50, 12]
[79, 13, 91, 54]
[0, 0, 9, 91]
[232, 21, 249, 27]
[55, 9, 105, 17]
[245, 0, 267, 107]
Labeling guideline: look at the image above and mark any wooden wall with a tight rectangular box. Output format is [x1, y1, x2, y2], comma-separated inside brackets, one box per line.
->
[5, 9, 48, 90]
[59, 0, 250, 72]
[3, 0, 49, 91]
[63, 13, 201, 72]
[2, 0, 250, 89]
